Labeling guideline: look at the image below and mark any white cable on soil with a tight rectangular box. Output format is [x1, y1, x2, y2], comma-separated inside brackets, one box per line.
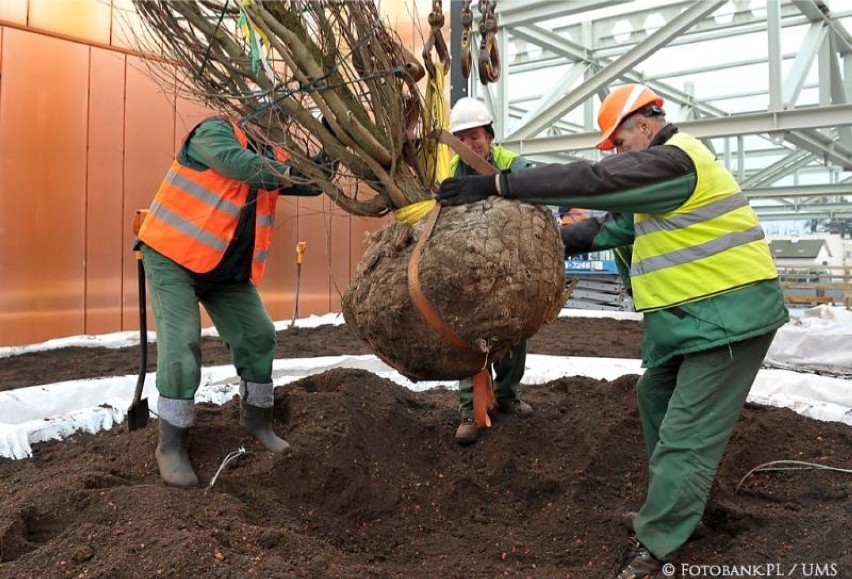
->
[205, 446, 251, 495]
[736, 459, 852, 492]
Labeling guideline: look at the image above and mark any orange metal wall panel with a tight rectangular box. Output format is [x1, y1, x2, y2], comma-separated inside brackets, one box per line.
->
[0, 1, 28, 25]
[28, 0, 112, 45]
[386, 0, 431, 49]
[110, 0, 152, 51]
[175, 98, 216, 148]
[261, 196, 299, 322]
[121, 57, 178, 332]
[0, 29, 89, 346]
[326, 200, 353, 313]
[387, 0, 438, 83]
[85, 47, 127, 335]
[350, 213, 391, 284]
[0, 5, 426, 345]
[292, 195, 332, 318]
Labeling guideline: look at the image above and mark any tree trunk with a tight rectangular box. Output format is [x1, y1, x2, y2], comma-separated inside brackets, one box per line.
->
[342, 199, 565, 380]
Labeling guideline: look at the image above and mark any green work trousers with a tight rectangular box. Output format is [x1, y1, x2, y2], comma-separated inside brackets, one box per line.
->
[141, 245, 276, 400]
[632, 330, 777, 560]
[458, 341, 527, 417]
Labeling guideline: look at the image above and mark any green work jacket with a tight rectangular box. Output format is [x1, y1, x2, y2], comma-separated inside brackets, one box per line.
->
[501, 124, 789, 368]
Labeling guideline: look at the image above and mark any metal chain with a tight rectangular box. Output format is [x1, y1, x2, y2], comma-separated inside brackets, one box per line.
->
[460, 0, 474, 79]
[422, 0, 450, 78]
[477, 0, 500, 84]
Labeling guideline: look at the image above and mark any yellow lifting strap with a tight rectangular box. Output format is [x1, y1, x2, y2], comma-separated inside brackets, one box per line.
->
[395, 199, 437, 224]
[426, 61, 454, 184]
[419, 0, 453, 188]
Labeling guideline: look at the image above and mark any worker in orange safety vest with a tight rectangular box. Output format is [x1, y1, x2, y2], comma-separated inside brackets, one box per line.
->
[138, 115, 332, 488]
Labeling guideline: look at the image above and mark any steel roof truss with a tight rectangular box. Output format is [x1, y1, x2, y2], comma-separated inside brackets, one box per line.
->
[741, 149, 814, 188]
[498, 0, 623, 28]
[783, 23, 828, 108]
[505, 1, 725, 141]
[786, 129, 852, 170]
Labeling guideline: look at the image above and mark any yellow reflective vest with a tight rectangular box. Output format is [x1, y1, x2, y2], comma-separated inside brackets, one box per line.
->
[449, 144, 518, 175]
[630, 132, 778, 311]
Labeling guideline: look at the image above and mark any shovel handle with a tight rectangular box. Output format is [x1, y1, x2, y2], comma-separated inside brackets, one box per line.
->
[132, 256, 148, 405]
[132, 209, 149, 405]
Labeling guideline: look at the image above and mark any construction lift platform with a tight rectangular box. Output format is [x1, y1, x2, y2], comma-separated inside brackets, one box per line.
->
[564, 256, 633, 311]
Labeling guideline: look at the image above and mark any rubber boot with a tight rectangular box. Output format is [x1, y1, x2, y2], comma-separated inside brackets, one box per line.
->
[241, 403, 292, 454]
[240, 380, 291, 454]
[155, 419, 200, 488]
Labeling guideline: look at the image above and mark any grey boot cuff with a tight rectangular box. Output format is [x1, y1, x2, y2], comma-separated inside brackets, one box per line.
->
[240, 380, 274, 408]
[157, 396, 196, 429]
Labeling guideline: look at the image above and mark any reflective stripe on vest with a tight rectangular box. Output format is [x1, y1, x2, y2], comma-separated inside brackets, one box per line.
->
[630, 132, 777, 311]
[449, 144, 518, 176]
[138, 116, 285, 283]
[163, 167, 243, 219]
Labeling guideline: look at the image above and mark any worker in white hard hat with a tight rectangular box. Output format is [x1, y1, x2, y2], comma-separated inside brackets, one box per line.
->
[447, 97, 532, 176]
[446, 97, 536, 445]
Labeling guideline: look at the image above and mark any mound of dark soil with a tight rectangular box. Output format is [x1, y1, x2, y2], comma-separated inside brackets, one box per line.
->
[1, 317, 850, 578]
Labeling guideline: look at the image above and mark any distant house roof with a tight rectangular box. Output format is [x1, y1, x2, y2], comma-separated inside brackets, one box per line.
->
[768, 239, 829, 259]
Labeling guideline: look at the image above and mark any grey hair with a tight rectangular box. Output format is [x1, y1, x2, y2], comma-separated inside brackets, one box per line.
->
[620, 108, 666, 132]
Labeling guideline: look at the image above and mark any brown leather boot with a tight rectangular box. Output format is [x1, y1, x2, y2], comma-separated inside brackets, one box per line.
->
[454, 417, 479, 445]
[497, 399, 534, 416]
[616, 538, 664, 579]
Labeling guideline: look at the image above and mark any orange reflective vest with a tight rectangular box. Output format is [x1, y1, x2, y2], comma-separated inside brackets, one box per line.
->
[138, 117, 289, 283]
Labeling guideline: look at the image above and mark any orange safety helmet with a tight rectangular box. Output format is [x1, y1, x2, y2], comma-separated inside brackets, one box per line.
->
[596, 84, 664, 151]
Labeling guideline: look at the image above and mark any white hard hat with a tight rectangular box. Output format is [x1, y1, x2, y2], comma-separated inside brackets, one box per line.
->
[449, 97, 494, 135]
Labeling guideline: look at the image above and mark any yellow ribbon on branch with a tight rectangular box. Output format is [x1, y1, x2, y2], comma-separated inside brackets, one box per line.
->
[238, 0, 275, 82]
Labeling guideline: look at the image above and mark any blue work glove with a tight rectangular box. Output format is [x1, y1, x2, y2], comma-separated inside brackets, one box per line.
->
[437, 175, 499, 206]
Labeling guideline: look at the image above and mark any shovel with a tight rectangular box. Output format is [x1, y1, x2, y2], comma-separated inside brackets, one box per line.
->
[289, 241, 307, 328]
[127, 209, 150, 431]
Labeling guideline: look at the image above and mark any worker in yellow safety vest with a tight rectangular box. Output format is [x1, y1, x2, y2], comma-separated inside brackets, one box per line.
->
[445, 97, 536, 445]
[437, 84, 788, 578]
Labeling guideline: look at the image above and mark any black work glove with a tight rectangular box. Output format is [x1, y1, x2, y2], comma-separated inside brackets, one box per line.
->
[280, 165, 323, 197]
[436, 174, 499, 206]
[313, 149, 339, 180]
[560, 219, 600, 257]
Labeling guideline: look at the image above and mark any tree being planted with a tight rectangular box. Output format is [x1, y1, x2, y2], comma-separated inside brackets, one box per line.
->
[129, 0, 565, 380]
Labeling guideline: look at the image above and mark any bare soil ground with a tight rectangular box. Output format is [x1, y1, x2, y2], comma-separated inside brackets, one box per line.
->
[1, 316, 850, 578]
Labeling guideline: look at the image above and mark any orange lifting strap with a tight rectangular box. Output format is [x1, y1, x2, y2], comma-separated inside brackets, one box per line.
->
[406, 204, 494, 428]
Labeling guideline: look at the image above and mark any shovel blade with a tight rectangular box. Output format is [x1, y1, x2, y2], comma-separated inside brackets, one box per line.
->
[127, 398, 150, 431]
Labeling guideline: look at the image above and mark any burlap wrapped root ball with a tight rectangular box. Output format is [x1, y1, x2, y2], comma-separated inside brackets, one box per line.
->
[342, 197, 566, 380]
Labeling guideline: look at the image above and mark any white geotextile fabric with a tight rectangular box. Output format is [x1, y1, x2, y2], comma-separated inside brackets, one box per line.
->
[3, 307, 852, 460]
[765, 305, 852, 376]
